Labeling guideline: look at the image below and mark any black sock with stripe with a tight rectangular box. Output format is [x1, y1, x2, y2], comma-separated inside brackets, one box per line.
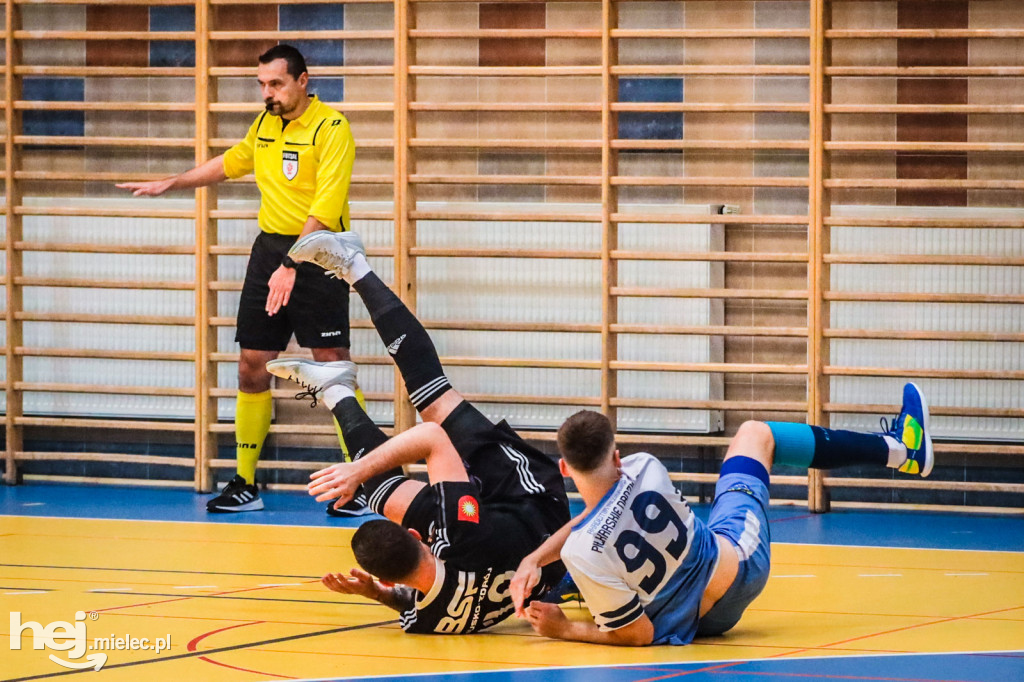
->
[331, 396, 409, 514]
[353, 272, 451, 411]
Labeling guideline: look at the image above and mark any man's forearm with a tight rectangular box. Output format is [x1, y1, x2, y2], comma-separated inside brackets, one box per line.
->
[297, 214, 329, 240]
[168, 155, 228, 191]
[546, 616, 653, 647]
[354, 422, 466, 486]
[528, 513, 583, 568]
[374, 585, 416, 613]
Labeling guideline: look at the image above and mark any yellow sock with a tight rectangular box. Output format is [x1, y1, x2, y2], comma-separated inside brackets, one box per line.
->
[235, 389, 272, 484]
[332, 386, 367, 463]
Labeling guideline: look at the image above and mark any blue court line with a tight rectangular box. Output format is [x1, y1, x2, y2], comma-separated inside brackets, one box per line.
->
[289, 650, 1024, 682]
[308, 650, 1024, 682]
[2, 482, 1022, 552]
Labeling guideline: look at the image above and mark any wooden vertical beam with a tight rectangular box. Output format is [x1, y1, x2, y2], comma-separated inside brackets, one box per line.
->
[3, 0, 21, 484]
[194, 0, 216, 492]
[600, 0, 619, 426]
[808, 0, 832, 512]
[393, 0, 416, 433]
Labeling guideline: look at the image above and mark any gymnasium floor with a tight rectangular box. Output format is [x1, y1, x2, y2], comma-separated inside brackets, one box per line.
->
[2, 484, 1022, 682]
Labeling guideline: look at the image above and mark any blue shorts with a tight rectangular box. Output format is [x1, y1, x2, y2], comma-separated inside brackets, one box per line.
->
[696, 472, 772, 636]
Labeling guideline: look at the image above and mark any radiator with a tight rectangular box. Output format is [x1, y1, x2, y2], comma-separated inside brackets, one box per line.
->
[828, 205, 1023, 442]
[0, 198, 726, 434]
[414, 201, 725, 432]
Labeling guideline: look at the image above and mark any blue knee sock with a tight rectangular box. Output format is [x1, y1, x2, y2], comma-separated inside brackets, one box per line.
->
[766, 422, 888, 470]
[720, 455, 770, 488]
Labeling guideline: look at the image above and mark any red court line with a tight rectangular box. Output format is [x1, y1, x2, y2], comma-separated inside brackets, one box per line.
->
[750, 607, 1002, 620]
[196, 657, 296, 679]
[91, 579, 320, 614]
[630, 661, 747, 682]
[630, 603, 1024, 682]
[773, 603, 1024, 659]
[777, 560, 1024, 575]
[187, 621, 262, 652]
[93, 595, 192, 613]
[114, 610, 384, 628]
[187, 620, 296, 679]
[187, 620, 297, 680]
[629, 659, 987, 682]
[18, 530, 350, 550]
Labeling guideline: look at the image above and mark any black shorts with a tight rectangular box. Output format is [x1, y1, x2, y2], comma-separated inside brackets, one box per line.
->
[235, 231, 351, 351]
[401, 401, 570, 560]
[441, 400, 566, 506]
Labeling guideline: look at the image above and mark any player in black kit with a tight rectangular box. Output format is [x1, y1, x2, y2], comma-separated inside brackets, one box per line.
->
[266, 229, 571, 634]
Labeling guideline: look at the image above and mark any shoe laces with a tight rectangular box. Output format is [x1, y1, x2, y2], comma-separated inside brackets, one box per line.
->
[222, 476, 249, 495]
[879, 410, 905, 438]
[291, 375, 323, 408]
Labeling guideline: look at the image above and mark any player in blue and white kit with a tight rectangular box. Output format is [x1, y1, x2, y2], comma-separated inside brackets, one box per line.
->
[510, 387, 933, 646]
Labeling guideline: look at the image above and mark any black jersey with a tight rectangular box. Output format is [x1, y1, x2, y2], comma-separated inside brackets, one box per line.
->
[397, 480, 567, 634]
[398, 555, 564, 635]
[394, 401, 571, 634]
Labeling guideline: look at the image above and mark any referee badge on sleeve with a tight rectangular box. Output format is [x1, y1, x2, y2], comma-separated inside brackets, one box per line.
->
[282, 150, 299, 180]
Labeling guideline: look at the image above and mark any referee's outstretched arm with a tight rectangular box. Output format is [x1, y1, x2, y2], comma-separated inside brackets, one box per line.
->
[116, 154, 228, 197]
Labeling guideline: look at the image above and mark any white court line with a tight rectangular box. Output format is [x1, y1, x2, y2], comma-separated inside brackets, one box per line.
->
[258, 583, 302, 587]
[5, 590, 47, 595]
[91, 587, 134, 592]
[172, 585, 218, 589]
[21, 502, 45, 507]
[858, 573, 903, 577]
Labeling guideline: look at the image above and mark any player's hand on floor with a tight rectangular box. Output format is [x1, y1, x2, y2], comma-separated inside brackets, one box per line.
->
[322, 569, 378, 599]
[510, 559, 542, 617]
[308, 461, 361, 504]
[524, 601, 569, 639]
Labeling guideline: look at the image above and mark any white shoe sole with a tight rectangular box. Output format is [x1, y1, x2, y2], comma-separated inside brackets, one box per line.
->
[208, 499, 265, 513]
[916, 384, 934, 478]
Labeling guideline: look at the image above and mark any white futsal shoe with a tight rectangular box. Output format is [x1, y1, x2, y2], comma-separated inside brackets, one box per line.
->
[288, 230, 365, 280]
[266, 358, 358, 409]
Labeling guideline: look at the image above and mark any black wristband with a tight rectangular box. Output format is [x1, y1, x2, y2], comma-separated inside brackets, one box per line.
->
[281, 255, 298, 269]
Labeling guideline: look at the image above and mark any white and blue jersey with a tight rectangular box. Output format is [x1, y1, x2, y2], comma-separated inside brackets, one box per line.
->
[560, 453, 720, 645]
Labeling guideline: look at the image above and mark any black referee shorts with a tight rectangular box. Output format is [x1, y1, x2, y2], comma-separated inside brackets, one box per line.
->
[235, 231, 351, 351]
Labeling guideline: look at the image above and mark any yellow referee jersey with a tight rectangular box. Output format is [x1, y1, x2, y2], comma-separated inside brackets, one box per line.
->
[222, 96, 354, 235]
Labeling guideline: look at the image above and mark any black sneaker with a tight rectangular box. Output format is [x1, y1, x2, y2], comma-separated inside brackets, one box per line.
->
[207, 474, 264, 513]
[326, 493, 373, 518]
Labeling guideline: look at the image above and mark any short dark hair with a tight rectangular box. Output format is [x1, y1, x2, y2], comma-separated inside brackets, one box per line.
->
[258, 44, 308, 80]
[351, 519, 423, 583]
[557, 409, 616, 473]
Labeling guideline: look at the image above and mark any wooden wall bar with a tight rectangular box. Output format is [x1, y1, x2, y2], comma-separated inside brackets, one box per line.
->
[0, 0, 1021, 512]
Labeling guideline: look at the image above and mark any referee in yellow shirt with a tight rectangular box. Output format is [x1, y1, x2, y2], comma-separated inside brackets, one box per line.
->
[119, 45, 368, 516]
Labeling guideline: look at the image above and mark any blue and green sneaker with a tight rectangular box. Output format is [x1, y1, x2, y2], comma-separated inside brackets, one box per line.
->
[883, 382, 934, 478]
